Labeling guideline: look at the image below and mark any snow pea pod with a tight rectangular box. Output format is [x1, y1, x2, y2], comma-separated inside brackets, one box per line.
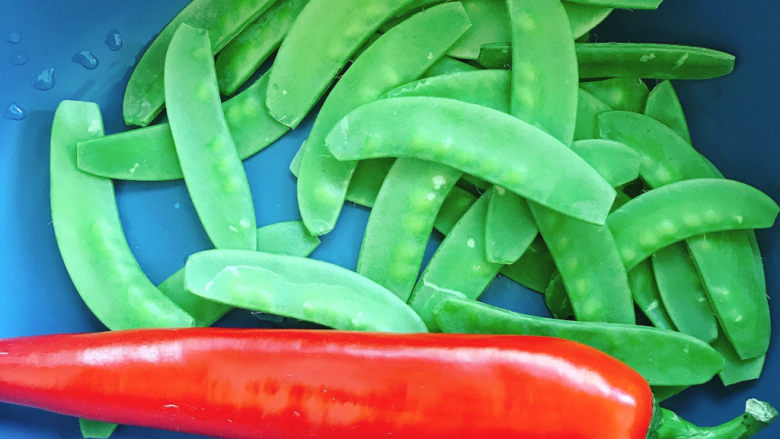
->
[712, 333, 765, 386]
[501, 236, 556, 293]
[215, 0, 310, 95]
[564, 0, 661, 9]
[575, 88, 613, 140]
[123, 0, 276, 126]
[387, 70, 511, 112]
[345, 159, 395, 207]
[434, 186, 477, 235]
[358, 159, 461, 300]
[570, 139, 641, 187]
[433, 297, 723, 386]
[165, 24, 257, 250]
[78, 73, 288, 181]
[423, 56, 480, 77]
[447, 0, 510, 60]
[580, 78, 649, 113]
[296, 3, 471, 235]
[644, 80, 692, 143]
[78, 419, 116, 439]
[184, 250, 427, 333]
[627, 260, 676, 331]
[563, 3, 613, 40]
[159, 221, 321, 327]
[265, 0, 420, 128]
[325, 97, 616, 225]
[408, 193, 501, 330]
[652, 243, 718, 343]
[485, 187, 538, 264]
[477, 42, 736, 79]
[607, 178, 779, 270]
[50, 100, 195, 329]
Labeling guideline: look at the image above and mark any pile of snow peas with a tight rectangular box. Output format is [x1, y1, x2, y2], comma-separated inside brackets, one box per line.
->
[47, 0, 779, 437]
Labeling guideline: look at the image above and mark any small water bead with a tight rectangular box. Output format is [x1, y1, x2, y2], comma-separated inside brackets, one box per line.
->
[6, 30, 21, 44]
[72, 50, 99, 70]
[105, 29, 122, 51]
[32, 68, 55, 90]
[3, 103, 27, 121]
[10, 51, 27, 65]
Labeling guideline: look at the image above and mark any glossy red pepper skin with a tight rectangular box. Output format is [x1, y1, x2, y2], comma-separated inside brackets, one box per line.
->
[0, 328, 652, 439]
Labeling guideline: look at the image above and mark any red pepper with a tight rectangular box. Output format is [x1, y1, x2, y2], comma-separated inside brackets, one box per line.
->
[0, 328, 653, 438]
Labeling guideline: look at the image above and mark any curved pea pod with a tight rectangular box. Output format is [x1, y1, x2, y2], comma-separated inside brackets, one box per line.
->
[571, 139, 641, 187]
[712, 333, 765, 386]
[184, 250, 427, 333]
[123, 0, 276, 126]
[345, 159, 395, 207]
[651, 243, 718, 343]
[501, 236, 556, 293]
[607, 179, 779, 270]
[159, 221, 321, 327]
[627, 260, 676, 331]
[434, 186, 477, 235]
[575, 88, 613, 140]
[165, 25, 257, 251]
[78, 419, 117, 439]
[598, 111, 719, 187]
[563, 3, 613, 40]
[433, 297, 724, 386]
[408, 193, 502, 330]
[424, 56, 480, 77]
[358, 159, 461, 300]
[386, 70, 511, 113]
[265, 0, 421, 128]
[447, 0, 510, 60]
[78, 73, 288, 181]
[215, 0, 310, 95]
[580, 78, 649, 113]
[50, 101, 195, 330]
[485, 187, 538, 264]
[564, 0, 661, 9]
[644, 80, 692, 143]
[325, 97, 616, 225]
[296, 3, 472, 235]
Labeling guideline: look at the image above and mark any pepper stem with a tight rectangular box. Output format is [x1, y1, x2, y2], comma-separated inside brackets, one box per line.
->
[653, 399, 777, 439]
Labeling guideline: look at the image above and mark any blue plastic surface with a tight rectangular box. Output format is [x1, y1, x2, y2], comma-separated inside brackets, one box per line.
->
[0, 1, 777, 438]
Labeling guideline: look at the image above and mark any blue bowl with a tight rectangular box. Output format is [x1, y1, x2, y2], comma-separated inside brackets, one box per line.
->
[0, 1, 777, 438]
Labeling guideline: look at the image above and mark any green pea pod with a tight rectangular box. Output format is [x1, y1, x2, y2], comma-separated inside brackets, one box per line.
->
[564, 0, 661, 9]
[627, 260, 676, 331]
[424, 56, 480, 77]
[477, 42, 736, 80]
[184, 250, 427, 333]
[432, 297, 723, 386]
[580, 78, 649, 113]
[501, 236, 556, 293]
[608, 178, 779, 270]
[51, 101, 195, 330]
[165, 25, 257, 251]
[78, 73, 288, 182]
[159, 221, 321, 327]
[325, 97, 616, 225]
[408, 193, 501, 330]
[652, 386, 687, 403]
[712, 334, 765, 386]
[266, 0, 421, 128]
[574, 88, 613, 141]
[216, 0, 310, 95]
[570, 139, 641, 187]
[563, 3, 613, 40]
[434, 187, 478, 235]
[387, 70, 511, 113]
[78, 419, 118, 439]
[657, 400, 777, 439]
[544, 272, 575, 319]
[123, 0, 276, 126]
[447, 0, 510, 60]
[644, 80, 692, 143]
[296, 3, 472, 235]
[358, 159, 461, 300]
[652, 243, 718, 343]
[485, 187, 538, 264]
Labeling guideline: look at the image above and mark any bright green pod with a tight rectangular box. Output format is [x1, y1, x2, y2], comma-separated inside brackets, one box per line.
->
[434, 186, 477, 235]
[485, 187, 538, 264]
[387, 70, 511, 112]
[652, 243, 718, 343]
[78, 73, 288, 181]
[78, 419, 117, 439]
[598, 111, 719, 187]
[423, 56, 480, 77]
[570, 139, 641, 187]
[433, 297, 724, 386]
[184, 250, 427, 333]
[165, 25, 257, 250]
[408, 193, 501, 330]
[544, 272, 574, 319]
[607, 178, 779, 270]
[564, 0, 661, 9]
[563, 3, 613, 40]
[358, 159, 461, 300]
[326, 97, 616, 225]
[123, 0, 276, 126]
[712, 334, 765, 386]
[447, 0, 510, 60]
[345, 159, 395, 208]
[265, 0, 421, 128]
[296, 3, 471, 235]
[477, 42, 736, 79]
[627, 260, 676, 331]
[652, 386, 687, 403]
[216, 0, 310, 95]
[644, 80, 692, 143]
[580, 78, 649, 113]
[51, 101, 195, 330]
[159, 221, 321, 327]
[574, 88, 613, 141]
[500, 236, 556, 293]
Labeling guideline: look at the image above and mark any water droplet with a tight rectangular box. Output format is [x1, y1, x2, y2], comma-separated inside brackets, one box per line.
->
[32, 68, 55, 90]
[4, 103, 27, 120]
[105, 29, 122, 51]
[72, 50, 99, 70]
[9, 51, 27, 65]
[6, 31, 21, 44]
